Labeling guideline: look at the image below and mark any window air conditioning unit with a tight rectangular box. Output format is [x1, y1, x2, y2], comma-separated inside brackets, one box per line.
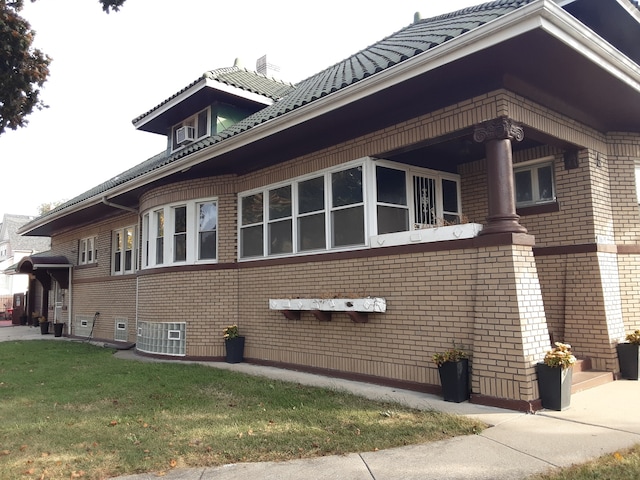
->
[176, 126, 196, 145]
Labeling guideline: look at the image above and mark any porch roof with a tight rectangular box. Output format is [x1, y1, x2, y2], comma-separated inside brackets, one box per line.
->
[13, 254, 72, 290]
[19, 0, 640, 237]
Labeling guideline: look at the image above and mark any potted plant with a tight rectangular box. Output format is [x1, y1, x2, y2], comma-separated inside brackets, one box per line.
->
[616, 330, 640, 380]
[432, 346, 469, 403]
[223, 325, 245, 364]
[39, 316, 50, 334]
[53, 321, 64, 337]
[31, 312, 40, 328]
[536, 342, 576, 411]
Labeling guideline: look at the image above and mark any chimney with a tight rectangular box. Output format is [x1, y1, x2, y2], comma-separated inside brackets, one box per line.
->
[256, 55, 280, 77]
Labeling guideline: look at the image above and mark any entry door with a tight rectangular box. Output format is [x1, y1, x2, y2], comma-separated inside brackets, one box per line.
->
[53, 280, 64, 323]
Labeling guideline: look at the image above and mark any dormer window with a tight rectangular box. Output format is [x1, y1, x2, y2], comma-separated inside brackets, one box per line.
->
[171, 108, 209, 151]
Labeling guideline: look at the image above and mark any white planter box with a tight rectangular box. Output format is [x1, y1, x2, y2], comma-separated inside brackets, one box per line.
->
[370, 223, 483, 248]
[269, 297, 386, 323]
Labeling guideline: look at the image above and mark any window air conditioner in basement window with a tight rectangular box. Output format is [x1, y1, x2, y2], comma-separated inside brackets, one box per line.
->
[176, 126, 195, 145]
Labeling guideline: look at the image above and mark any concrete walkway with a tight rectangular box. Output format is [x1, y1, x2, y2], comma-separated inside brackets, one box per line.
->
[2, 324, 639, 480]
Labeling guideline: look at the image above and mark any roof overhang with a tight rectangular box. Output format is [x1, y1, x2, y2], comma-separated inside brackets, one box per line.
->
[20, 0, 640, 237]
[133, 77, 275, 134]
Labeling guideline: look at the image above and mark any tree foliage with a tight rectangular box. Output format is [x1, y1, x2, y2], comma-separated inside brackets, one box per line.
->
[0, 0, 127, 135]
[0, 0, 50, 134]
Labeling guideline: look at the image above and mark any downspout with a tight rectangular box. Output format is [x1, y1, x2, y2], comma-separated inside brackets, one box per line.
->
[68, 266, 73, 336]
[101, 195, 140, 345]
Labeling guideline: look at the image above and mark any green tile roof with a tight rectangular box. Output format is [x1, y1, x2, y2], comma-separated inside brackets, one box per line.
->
[35, 0, 535, 223]
[133, 67, 296, 126]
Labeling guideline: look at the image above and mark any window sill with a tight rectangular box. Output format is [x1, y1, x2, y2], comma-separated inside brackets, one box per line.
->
[370, 223, 483, 248]
[76, 263, 98, 270]
[269, 297, 386, 323]
[516, 202, 559, 216]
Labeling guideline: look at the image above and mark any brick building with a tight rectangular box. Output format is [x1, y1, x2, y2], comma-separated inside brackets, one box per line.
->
[17, 0, 640, 410]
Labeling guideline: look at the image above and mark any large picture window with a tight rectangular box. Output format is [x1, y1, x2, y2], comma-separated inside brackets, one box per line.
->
[238, 158, 461, 260]
[142, 198, 218, 269]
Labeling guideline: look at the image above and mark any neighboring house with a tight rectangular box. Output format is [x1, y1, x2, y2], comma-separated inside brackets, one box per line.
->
[17, 0, 640, 411]
[0, 214, 51, 321]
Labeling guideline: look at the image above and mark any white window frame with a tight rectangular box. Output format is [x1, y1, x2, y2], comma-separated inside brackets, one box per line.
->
[238, 157, 462, 260]
[171, 107, 210, 152]
[372, 160, 462, 233]
[112, 225, 138, 275]
[79, 235, 98, 265]
[141, 197, 218, 269]
[635, 163, 640, 206]
[513, 157, 556, 208]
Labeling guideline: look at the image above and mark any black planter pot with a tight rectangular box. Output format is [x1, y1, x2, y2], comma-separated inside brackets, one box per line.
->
[437, 358, 469, 403]
[19, 315, 27, 326]
[616, 343, 640, 380]
[225, 336, 245, 364]
[39, 321, 50, 335]
[53, 323, 64, 337]
[536, 363, 572, 411]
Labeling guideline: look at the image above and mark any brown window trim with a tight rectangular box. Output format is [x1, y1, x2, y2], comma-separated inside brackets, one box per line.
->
[516, 202, 559, 216]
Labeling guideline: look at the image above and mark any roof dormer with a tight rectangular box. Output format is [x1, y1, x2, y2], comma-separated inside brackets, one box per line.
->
[132, 61, 296, 151]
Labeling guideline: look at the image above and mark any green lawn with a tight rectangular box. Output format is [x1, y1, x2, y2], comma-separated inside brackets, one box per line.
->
[0, 340, 484, 479]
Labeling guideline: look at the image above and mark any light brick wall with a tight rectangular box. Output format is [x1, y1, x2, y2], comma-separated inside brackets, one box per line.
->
[51, 212, 139, 341]
[39, 88, 640, 406]
[472, 241, 548, 402]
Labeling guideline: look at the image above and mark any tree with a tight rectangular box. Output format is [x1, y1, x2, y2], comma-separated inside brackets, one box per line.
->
[0, 0, 127, 135]
[0, 0, 50, 135]
[37, 199, 66, 215]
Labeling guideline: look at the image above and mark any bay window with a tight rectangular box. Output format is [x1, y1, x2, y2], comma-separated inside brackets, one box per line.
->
[142, 198, 218, 269]
[239, 157, 461, 260]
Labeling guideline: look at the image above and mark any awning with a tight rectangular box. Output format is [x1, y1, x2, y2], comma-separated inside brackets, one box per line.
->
[14, 255, 72, 289]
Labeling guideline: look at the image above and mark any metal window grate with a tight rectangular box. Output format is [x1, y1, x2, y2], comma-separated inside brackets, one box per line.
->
[413, 175, 437, 226]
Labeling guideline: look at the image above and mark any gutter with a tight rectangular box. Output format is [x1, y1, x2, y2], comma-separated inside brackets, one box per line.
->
[101, 197, 138, 214]
[19, 0, 640, 236]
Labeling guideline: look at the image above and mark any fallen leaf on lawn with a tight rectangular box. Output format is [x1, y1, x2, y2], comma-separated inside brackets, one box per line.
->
[109, 421, 118, 426]
[169, 459, 177, 468]
[0, 450, 10, 455]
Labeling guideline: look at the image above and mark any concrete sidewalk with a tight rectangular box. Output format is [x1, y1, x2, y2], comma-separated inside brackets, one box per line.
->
[2, 324, 639, 480]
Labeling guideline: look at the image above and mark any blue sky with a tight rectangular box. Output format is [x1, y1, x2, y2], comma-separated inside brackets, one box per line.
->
[0, 0, 480, 221]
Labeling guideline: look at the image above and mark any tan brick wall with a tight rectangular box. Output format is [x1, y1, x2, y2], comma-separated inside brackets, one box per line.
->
[41, 88, 640, 405]
[237, 248, 479, 388]
[137, 269, 238, 357]
[50, 212, 139, 341]
[618, 255, 640, 331]
[472, 242, 548, 402]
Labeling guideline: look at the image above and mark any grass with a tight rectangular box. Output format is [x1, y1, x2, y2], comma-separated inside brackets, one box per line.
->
[0, 340, 484, 480]
[528, 445, 640, 480]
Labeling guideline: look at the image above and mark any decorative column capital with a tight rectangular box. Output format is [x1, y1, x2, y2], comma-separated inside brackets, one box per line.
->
[473, 117, 524, 144]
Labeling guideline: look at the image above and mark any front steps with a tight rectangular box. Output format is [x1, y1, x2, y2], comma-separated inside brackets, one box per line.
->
[571, 357, 615, 394]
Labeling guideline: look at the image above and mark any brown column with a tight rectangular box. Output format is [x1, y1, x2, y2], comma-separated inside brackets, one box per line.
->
[473, 117, 527, 235]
